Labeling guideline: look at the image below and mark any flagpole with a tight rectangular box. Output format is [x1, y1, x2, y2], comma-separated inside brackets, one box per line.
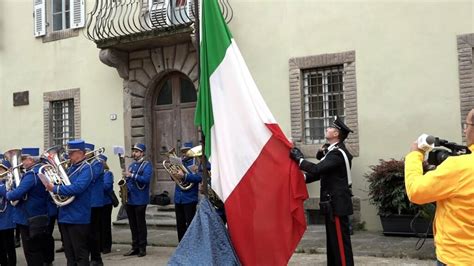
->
[195, 0, 209, 197]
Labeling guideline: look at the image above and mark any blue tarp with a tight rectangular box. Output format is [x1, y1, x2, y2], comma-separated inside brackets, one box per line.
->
[168, 198, 240, 266]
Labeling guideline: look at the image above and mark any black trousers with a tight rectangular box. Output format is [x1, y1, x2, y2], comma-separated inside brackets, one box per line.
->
[15, 226, 20, 243]
[101, 204, 113, 252]
[325, 215, 354, 266]
[175, 202, 197, 242]
[125, 204, 147, 249]
[19, 224, 47, 266]
[44, 215, 57, 264]
[0, 228, 16, 266]
[88, 207, 103, 262]
[60, 223, 90, 266]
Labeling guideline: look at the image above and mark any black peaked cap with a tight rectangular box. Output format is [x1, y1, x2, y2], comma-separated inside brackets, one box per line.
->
[331, 115, 353, 135]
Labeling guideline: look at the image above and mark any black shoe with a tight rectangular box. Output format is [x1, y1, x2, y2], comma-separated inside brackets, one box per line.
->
[102, 248, 111, 254]
[90, 260, 104, 266]
[123, 249, 139, 256]
[55, 246, 64, 253]
[138, 248, 146, 257]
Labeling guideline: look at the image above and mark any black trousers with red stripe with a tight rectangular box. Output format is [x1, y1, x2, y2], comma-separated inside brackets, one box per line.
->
[325, 215, 354, 266]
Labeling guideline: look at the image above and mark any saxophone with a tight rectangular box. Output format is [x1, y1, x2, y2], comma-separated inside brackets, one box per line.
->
[117, 153, 128, 204]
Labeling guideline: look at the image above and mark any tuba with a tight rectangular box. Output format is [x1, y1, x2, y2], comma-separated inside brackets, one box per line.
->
[39, 146, 75, 207]
[162, 148, 194, 191]
[4, 149, 23, 206]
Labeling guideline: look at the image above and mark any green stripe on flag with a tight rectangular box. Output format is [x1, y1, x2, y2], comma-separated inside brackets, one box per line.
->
[194, 0, 233, 158]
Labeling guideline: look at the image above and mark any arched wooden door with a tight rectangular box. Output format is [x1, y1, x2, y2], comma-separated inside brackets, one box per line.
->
[152, 73, 199, 201]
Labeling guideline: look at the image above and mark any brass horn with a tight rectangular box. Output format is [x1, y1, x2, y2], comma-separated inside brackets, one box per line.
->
[39, 146, 75, 207]
[3, 149, 22, 206]
[162, 148, 194, 191]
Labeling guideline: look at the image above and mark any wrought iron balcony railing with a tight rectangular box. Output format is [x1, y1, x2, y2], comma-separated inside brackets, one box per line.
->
[86, 0, 233, 44]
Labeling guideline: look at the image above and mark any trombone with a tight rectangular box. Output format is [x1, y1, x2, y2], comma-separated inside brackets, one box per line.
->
[53, 147, 106, 168]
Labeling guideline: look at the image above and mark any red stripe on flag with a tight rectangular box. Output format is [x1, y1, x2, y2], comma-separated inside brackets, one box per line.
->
[225, 125, 308, 265]
[334, 216, 346, 266]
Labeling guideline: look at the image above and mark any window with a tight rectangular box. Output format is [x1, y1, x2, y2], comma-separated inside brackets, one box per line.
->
[34, 0, 85, 42]
[148, 0, 194, 27]
[52, 0, 70, 31]
[289, 51, 359, 156]
[302, 66, 345, 143]
[457, 33, 474, 142]
[43, 89, 81, 149]
[50, 99, 75, 146]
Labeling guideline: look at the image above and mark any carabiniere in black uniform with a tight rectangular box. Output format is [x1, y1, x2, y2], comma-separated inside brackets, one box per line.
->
[290, 116, 354, 266]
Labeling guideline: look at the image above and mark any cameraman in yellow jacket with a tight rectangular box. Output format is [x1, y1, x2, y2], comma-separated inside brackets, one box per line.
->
[405, 109, 474, 265]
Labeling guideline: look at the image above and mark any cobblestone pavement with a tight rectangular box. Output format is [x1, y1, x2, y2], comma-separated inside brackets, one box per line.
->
[15, 242, 435, 265]
[22, 224, 436, 265]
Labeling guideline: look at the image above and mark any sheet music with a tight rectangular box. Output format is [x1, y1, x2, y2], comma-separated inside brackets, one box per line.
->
[169, 156, 183, 166]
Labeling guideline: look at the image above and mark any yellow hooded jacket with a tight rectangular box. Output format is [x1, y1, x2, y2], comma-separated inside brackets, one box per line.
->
[405, 145, 474, 265]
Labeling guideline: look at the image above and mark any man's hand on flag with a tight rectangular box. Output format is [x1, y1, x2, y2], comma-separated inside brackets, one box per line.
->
[290, 147, 304, 162]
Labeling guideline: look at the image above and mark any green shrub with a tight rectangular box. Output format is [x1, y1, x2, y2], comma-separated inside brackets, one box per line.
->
[365, 159, 433, 217]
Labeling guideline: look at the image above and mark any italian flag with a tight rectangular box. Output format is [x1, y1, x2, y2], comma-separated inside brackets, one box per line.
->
[194, 0, 309, 265]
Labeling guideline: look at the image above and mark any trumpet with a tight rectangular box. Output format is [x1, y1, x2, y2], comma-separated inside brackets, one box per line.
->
[162, 148, 194, 191]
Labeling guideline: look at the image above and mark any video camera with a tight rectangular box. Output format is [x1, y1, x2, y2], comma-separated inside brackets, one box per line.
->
[427, 137, 471, 166]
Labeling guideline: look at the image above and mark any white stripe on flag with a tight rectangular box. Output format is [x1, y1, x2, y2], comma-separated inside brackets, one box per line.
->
[209, 40, 277, 202]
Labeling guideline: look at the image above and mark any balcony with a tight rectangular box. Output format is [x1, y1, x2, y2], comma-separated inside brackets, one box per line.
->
[86, 0, 233, 51]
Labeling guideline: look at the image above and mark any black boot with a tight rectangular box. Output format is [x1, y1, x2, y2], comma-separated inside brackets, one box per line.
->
[102, 247, 111, 254]
[90, 259, 104, 266]
[138, 247, 146, 257]
[123, 249, 139, 256]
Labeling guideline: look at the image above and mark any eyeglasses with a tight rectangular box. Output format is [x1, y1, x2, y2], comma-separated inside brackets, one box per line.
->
[463, 122, 474, 130]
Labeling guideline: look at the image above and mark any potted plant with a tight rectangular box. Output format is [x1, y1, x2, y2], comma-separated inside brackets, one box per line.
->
[365, 159, 434, 236]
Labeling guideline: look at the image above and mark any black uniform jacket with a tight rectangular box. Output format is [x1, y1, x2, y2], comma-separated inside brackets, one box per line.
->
[299, 142, 353, 216]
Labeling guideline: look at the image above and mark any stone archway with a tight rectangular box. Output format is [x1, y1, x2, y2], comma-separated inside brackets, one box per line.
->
[99, 41, 199, 196]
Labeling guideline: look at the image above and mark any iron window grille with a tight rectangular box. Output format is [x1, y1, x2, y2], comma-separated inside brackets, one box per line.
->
[302, 65, 346, 144]
[50, 99, 75, 146]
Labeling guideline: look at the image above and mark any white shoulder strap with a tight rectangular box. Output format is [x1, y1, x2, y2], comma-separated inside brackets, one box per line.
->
[336, 148, 352, 186]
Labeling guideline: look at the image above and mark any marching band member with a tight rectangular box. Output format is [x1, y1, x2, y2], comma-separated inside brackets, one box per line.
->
[100, 154, 114, 254]
[0, 160, 16, 266]
[41, 140, 93, 266]
[3, 148, 49, 266]
[43, 172, 58, 266]
[123, 143, 152, 257]
[40, 149, 65, 265]
[85, 143, 105, 266]
[174, 142, 202, 242]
